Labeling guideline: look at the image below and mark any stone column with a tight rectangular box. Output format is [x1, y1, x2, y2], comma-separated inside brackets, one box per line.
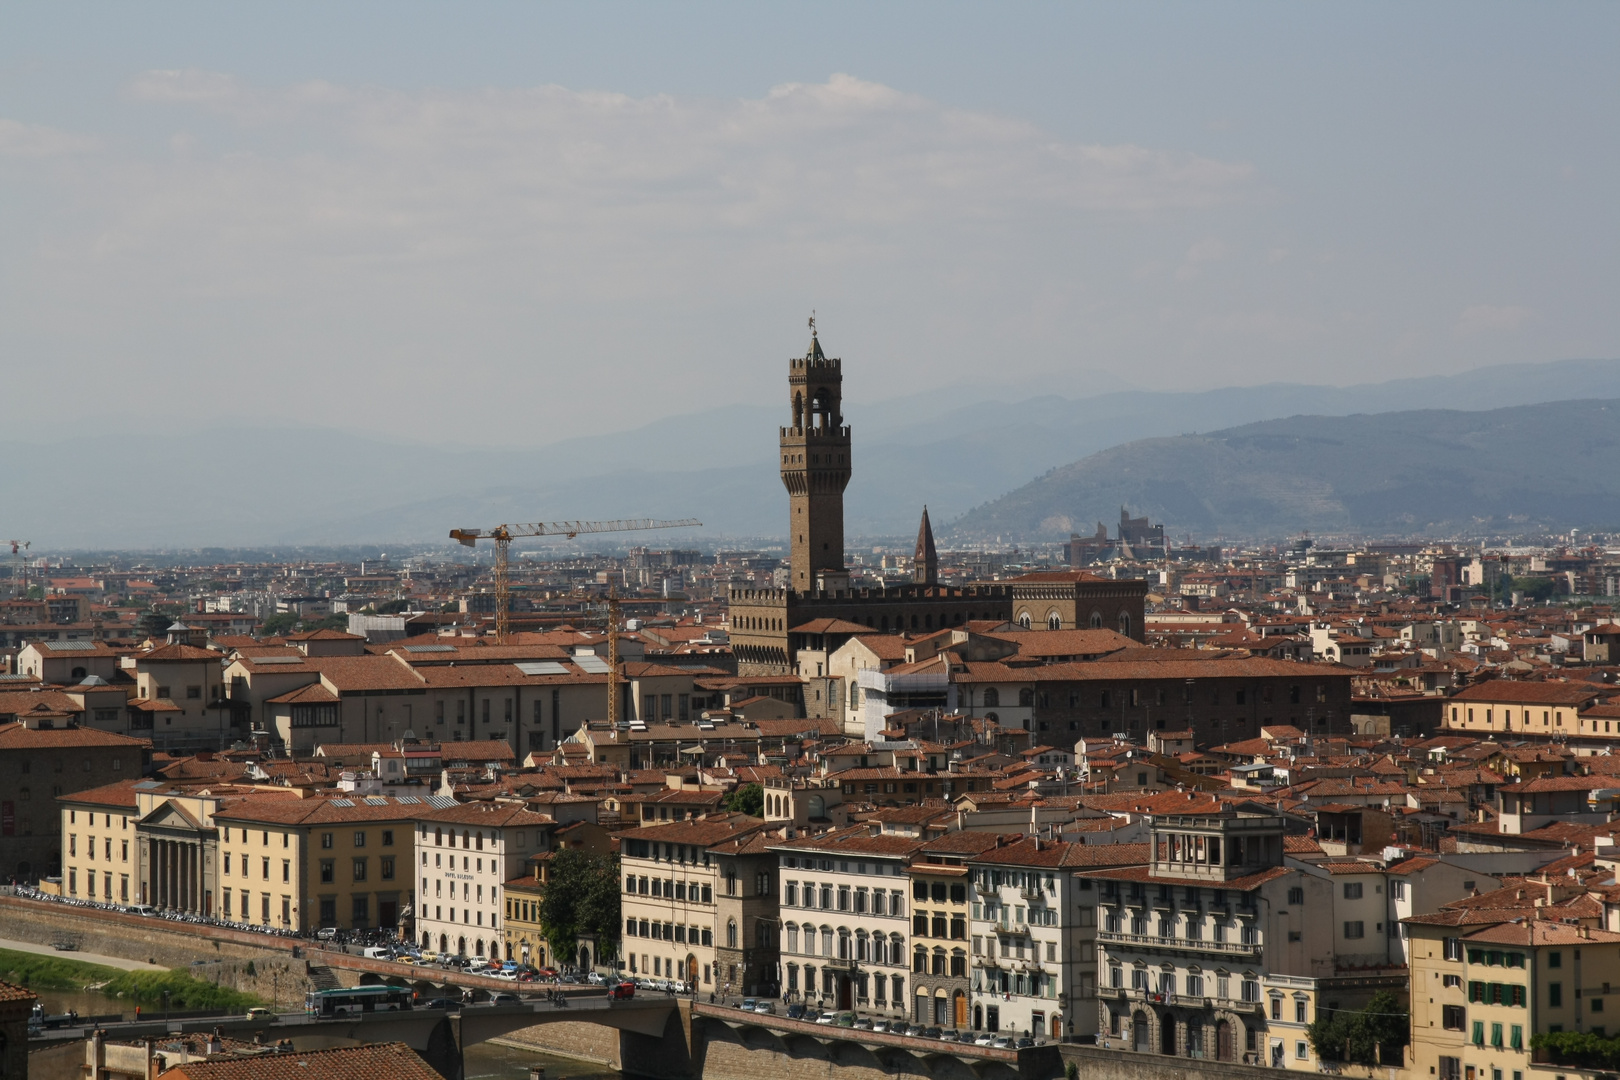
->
[157, 841, 167, 908]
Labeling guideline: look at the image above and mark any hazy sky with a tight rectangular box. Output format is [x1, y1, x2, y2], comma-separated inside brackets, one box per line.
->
[2, 2, 1615, 446]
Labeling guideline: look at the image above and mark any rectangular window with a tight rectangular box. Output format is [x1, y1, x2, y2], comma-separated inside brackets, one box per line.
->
[1550, 983, 1563, 1007]
[353, 858, 368, 882]
[1343, 921, 1364, 939]
[381, 857, 395, 880]
[320, 860, 334, 883]
[1342, 882, 1363, 899]
[1443, 1005, 1466, 1031]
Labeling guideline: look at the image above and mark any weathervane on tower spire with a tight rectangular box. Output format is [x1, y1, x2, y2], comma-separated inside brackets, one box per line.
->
[809, 311, 816, 337]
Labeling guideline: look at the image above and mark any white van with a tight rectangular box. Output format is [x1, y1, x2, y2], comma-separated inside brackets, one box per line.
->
[362, 947, 392, 960]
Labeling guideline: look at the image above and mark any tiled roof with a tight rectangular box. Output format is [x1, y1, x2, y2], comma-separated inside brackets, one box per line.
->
[1450, 681, 1601, 705]
[617, 814, 770, 847]
[0, 725, 149, 748]
[158, 1042, 442, 1080]
[0, 979, 37, 1003]
[58, 779, 143, 809]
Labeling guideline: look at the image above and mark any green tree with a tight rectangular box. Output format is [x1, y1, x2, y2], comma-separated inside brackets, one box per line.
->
[376, 599, 413, 614]
[1308, 991, 1409, 1066]
[538, 848, 621, 967]
[259, 614, 299, 637]
[1534, 1030, 1620, 1069]
[721, 783, 764, 817]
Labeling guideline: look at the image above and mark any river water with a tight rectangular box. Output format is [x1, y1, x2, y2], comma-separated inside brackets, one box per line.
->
[450, 1041, 628, 1080]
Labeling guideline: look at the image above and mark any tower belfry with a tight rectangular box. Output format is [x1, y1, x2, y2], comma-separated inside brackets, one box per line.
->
[781, 319, 851, 592]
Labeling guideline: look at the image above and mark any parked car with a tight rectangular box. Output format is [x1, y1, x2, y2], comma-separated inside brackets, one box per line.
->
[870, 1019, 890, 1033]
[740, 997, 757, 1011]
[922, 1026, 942, 1039]
[425, 998, 457, 1010]
[362, 946, 391, 960]
[586, 971, 608, 985]
[786, 1004, 808, 1020]
[973, 1033, 998, 1046]
[1015, 1037, 1035, 1049]
[993, 1037, 1016, 1050]
[609, 982, 636, 1000]
[835, 1012, 855, 1028]
[852, 1018, 873, 1031]
[815, 1012, 838, 1025]
[753, 1002, 775, 1014]
[126, 904, 158, 917]
[245, 1008, 272, 1021]
[955, 1030, 977, 1044]
[536, 967, 558, 978]
[491, 993, 521, 1005]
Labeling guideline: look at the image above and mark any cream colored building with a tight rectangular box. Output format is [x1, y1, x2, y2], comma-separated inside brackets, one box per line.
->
[619, 815, 773, 986]
[212, 794, 429, 932]
[414, 801, 557, 961]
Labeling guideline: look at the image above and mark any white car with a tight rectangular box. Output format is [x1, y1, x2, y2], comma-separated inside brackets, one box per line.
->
[586, 972, 608, 985]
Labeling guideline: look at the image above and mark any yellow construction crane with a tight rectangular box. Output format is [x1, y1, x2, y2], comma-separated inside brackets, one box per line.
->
[6, 540, 29, 600]
[448, 518, 701, 644]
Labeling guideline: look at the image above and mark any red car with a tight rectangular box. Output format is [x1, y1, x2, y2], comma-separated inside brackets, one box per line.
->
[609, 982, 636, 1000]
[536, 967, 559, 978]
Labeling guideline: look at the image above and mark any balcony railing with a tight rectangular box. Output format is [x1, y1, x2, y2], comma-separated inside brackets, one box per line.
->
[1099, 986, 1265, 1013]
[1096, 929, 1262, 958]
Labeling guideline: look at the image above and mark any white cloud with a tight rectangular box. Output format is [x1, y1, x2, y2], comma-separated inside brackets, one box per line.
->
[0, 70, 1265, 439]
[0, 118, 96, 158]
[1457, 304, 1534, 335]
[1175, 237, 1228, 280]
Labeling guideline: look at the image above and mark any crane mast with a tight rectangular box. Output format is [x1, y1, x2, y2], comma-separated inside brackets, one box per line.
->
[6, 541, 30, 601]
[448, 517, 700, 644]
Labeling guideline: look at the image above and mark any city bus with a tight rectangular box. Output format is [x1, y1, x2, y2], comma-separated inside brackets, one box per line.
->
[305, 985, 415, 1017]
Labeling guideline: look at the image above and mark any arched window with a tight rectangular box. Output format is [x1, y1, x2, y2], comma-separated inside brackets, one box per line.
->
[1090, 611, 1104, 629]
[1018, 611, 1032, 629]
[914, 946, 927, 972]
[1047, 613, 1062, 630]
[983, 688, 1000, 708]
[1119, 611, 1132, 636]
[727, 920, 737, 947]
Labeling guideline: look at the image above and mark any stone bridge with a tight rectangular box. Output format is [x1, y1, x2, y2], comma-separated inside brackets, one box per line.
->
[30, 997, 680, 1080]
[690, 1002, 1060, 1080]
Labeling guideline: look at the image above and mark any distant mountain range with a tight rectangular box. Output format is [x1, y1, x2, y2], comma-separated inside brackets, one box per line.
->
[949, 398, 1620, 541]
[8, 357, 1620, 549]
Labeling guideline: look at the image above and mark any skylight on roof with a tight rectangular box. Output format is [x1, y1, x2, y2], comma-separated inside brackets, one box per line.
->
[404, 644, 457, 653]
[515, 661, 569, 676]
[250, 655, 302, 665]
[574, 655, 610, 674]
[330, 798, 354, 807]
[44, 641, 96, 651]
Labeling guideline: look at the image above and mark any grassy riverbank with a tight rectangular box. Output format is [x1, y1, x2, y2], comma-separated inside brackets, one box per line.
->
[0, 948, 263, 1010]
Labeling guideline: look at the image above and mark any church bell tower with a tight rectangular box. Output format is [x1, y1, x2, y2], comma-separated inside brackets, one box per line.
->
[781, 319, 851, 593]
